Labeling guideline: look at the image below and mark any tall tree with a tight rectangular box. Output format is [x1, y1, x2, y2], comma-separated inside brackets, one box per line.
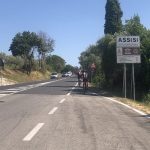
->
[9, 31, 40, 74]
[104, 0, 123, 34]
[37, 31, 54, 72]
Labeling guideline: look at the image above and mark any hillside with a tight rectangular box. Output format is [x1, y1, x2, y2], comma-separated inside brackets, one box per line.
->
[0, 69, 50, 85]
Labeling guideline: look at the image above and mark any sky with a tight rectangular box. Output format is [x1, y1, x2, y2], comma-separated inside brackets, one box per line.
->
[0, 0, 150, 67]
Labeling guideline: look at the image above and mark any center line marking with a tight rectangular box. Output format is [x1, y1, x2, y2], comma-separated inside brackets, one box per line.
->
[59, 98, 66, 104]
[75, 82, 78, 86]
[48, 107, 58, 115]
[67, 93, 71, 96]
[23, 123, 44, 141]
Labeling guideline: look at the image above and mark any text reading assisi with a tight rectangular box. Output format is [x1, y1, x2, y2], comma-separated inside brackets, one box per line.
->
[118, 37, 139, 43]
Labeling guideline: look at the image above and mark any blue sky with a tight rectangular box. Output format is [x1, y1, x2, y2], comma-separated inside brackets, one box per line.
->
[0, 0, 150, 66]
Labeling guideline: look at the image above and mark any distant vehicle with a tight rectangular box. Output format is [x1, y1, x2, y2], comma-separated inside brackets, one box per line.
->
[62, 72, 67, 77]
[50, 72, 58, 79]
[62, 71, 72, 77]
[66, 71, 72, 77]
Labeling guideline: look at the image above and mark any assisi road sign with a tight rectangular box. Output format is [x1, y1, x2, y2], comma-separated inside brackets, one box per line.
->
[116, 36, 141, 63]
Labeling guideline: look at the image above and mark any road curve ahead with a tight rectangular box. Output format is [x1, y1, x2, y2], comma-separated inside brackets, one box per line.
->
[0, 76, 150, 150]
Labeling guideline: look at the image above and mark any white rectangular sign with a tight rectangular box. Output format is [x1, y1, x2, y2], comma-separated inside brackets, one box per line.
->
[117, 55, 141, 63]
[117, 36, 140, 47]
[116, 36, 141, 63]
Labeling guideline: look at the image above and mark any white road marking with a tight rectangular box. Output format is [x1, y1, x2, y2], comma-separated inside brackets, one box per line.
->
[0, 94, 8, 97]
[23, 123, 44, 141]
[48, 107, 58, 115]
[89, 92, 98, 96]
[67, 93, 70, 96]
[103, 96, 150, 118]
[75, 82, 78, 86]
[5, 90, 19, 93]
[66, 82, 78, 96]
[6, 88, 20, 91]
[0, 79, 64, 99]
[59, 98, 66, 104]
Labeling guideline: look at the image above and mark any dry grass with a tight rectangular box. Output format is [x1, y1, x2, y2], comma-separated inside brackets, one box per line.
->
[113, 96, 150, 114]
[0, 69, 50, 83]
[93, 84, 150, 115]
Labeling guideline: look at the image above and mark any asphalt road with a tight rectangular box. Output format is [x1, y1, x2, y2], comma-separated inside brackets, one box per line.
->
[0, 76, 150, 150]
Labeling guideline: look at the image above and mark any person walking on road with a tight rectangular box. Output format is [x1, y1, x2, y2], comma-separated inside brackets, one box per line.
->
[82, 70, 88, 91]
[77, 70, 82, 87]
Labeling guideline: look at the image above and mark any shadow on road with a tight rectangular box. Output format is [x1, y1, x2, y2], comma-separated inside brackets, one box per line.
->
[65, 80, 77, 83]
[71, 86, 101, 96]
[140, 114, 150, 118]
[44, 85, 74, 88]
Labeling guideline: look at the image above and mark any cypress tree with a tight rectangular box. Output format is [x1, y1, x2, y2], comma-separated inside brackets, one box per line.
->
[104, 0, 123, 34]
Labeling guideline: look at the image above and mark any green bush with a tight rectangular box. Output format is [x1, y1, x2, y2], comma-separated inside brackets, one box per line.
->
[92, 73, 105, 88]
[143, 92, 150, 104]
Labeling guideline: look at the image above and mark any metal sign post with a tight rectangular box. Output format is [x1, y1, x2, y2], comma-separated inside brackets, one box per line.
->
[123, 64, 127, 98]
[132, 64, 135, 100]
[116, 36, 141, 99]
[0, 68, 2, 86]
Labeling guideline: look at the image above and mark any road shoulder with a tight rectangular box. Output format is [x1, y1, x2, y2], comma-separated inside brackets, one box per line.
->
[86, 85, 150, 117]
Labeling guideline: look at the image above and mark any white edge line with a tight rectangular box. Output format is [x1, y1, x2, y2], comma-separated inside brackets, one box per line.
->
[59, 98, 66, 104]
[48, 107, 58, 115]
[103, 96, 149, 117]
[23, 123, 44, 141]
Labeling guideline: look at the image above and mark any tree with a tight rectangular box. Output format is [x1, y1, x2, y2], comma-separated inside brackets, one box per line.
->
[124, 15, 150, 92]
[79, 44, 103, 85]
[79, 45, 100, 70]
[97, 34, 122, 87]
[124, 15, 146, 36]
[62, 64, 75, 73]
[46, 55, 65, 73]
[9, 31, 41, 74]
[37, 31, 55, 72]
[104, 0, 123, 34]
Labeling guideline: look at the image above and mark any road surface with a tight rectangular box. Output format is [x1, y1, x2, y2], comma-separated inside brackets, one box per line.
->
[0, 77, 150, 150]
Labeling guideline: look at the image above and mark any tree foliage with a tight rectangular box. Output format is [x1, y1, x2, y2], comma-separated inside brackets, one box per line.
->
[9, 31, 55, 74]
[79, 14, 150, 98]
[124, 15, 146, 36]
[9, 31, 41, 74]
[124, 15, 150, 92]
[104, 0, 123, 34]
[0, 52, 24, 70]
[79, 44, 103, 86]
[37, 31, 55, 72]
[62, 64, 75, 73]
[9, 31, 40, 58]
[46, 55, 65, 73]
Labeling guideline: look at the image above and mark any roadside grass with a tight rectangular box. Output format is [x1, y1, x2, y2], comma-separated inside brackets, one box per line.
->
[91, 84, 150, 115]
[1, 68, 50, 83]
[113, 96, 150, 114]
